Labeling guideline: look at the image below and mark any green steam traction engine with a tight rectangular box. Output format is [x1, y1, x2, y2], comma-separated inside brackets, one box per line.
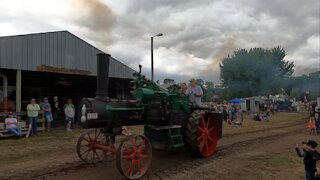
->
[77, 53, 223, 179]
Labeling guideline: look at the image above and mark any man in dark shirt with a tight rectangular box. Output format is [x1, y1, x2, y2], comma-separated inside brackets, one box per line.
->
[296, 140, 320, 180]
[51, 96, 60, 128]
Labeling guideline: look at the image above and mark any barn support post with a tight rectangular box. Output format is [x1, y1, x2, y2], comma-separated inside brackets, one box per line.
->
[16, 70, 22, 112]
[0, 73, 8, 111]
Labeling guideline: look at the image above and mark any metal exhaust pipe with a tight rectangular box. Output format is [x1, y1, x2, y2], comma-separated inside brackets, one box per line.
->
[95, 53, 110, 101]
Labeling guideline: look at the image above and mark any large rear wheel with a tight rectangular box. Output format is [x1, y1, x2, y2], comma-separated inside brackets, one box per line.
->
[185, 110, 219, 157]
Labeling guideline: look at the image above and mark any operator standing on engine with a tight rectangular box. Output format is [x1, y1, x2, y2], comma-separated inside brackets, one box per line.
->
[185, 78, 203, 107]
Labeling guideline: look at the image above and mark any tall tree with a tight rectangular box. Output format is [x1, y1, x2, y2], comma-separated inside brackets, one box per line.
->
[220, 47, 294, 98]
[284, 71, 320, 100]
[204, 81, 214, 89]
[203, 81, 214, 102]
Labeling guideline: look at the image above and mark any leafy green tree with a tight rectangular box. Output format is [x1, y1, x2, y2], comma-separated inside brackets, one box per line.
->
[205, 81, 214, 89]
[290, 88, 300, 100]
[284, 71, 320, 100]
[203, 81, 214, 102]
[220, 47, 294, 98]
[196, 79, 204, 86]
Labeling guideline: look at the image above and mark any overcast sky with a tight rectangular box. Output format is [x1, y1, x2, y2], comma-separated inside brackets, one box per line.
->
[0, 0, 319, 84]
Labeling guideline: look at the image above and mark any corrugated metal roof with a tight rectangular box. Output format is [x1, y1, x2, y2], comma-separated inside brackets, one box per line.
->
[0, 31, 135, 79]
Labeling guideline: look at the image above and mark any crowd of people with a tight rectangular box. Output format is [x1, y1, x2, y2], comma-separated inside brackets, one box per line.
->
[2, 96, 76, 137]
[248, 112, 269, 122]
[222, 105, 243, 125]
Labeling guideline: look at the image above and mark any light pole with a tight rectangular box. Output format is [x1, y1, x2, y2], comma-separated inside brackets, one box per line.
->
[151, 33, 163, 81]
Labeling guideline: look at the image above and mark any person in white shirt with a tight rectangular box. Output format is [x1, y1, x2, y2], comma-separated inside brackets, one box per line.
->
[185, 79, 203, 107]
[64, 98, 75, 131]
[5, 112, 21, 136]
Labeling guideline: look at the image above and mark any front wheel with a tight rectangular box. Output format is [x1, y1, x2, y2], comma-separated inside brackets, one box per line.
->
[76, 128, 107, 164]
[185, 110, 219, 157]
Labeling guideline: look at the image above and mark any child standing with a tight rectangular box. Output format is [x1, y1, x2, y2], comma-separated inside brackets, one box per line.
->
[308, 117, 317, 135]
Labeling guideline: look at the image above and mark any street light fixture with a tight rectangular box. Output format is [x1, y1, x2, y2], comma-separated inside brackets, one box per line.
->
[151, 33, 163, 81]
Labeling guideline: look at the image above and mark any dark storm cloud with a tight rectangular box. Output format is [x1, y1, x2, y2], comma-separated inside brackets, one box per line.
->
[72, 0, 114, 48]
[106, 0, 319, 83]
[247, 0, 320, 51]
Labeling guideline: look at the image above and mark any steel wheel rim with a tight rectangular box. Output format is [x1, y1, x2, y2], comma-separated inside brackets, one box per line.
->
[116, 135, 152, 179]
[76, 128, 107, 164]
[196, 114, 219, 157]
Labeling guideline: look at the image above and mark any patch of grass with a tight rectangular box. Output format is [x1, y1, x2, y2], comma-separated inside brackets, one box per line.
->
[248, 153, 304, 180]
[251, 154, 298, 167]
[0, 128, 88, 166]
[223, 110, 309, 134]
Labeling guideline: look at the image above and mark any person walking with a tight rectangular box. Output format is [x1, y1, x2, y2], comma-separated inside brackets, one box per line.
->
[27, 98, 40, 135]
[41, 97, 53, 132]
[5, 112, 21, 136]
[64, 98, 75, 131]
[296, 140, 320, 180]
[315, 113, 320, 135]
[309, 117, 317, 135]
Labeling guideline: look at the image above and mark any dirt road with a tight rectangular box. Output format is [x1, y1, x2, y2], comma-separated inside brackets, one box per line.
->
[13, 117, 318, 180]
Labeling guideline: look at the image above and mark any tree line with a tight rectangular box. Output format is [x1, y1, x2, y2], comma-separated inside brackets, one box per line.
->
[163, 47, 319, 102]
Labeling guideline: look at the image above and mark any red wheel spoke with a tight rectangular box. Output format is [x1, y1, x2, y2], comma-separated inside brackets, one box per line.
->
[94, 151, 100, 160]
[87, 133, 92, 141]
[201, 117, 206, 128]
[126, 161, 135, 177]
[206, 116, 211, 129]
[140, 154, 149, 159]
[207, 135, 214, 143]
[208, 126, 214, 132]
[84, 150, 91, 160]
[131, 137, 137, 150]
[138, 140, 146, 152]
[96, 129, 101, 140]
[81, 149, 90, 156]
[138, 161, 142, 175]
[198, 127, 206, 133]
[126, 163, 133, 176]
[82, 137, 90, 143]
[81, 143, 89, 147]
[122, 154, 132, 159]
[205, 139, 209, 155]
[198, 140, 205, 152]
[92, 151, 95, 163]
[197, 134, 205, 141]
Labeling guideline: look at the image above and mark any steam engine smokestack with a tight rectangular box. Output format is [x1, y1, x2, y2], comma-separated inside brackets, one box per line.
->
[95, 53, 110, 101]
